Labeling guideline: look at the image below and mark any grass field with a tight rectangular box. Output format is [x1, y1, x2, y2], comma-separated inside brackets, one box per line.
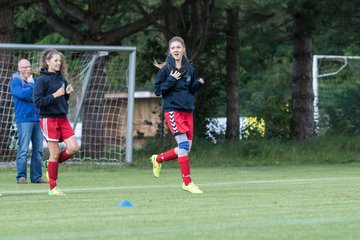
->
[1, 164, 360, 239]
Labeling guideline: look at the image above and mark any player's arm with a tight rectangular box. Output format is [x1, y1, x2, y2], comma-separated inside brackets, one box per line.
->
[64, 82, 73, 101]
[10, 76, 34, 101]
[189, 70, 204, 94]
[154, 68, 177, 96]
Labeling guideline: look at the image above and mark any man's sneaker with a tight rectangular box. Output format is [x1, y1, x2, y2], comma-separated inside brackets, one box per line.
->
[35, 177, 48, 183]
[17, 177, 28, 184]
[48, 187, 65, 196]
[182, 182, 203, 194]
[150, 155, 161, 178]
[43, 160, 49, 182]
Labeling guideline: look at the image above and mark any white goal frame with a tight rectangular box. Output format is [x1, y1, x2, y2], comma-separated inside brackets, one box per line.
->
[312, 55, 360, 131]
[0, 44, 136, 164]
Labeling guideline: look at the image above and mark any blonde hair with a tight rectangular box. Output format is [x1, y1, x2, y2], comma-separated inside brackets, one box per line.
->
[154, 36, 187, 69]
[39, 48, 68, 77]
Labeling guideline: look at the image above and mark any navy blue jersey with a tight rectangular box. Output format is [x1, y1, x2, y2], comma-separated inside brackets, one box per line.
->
[33, 69, 70, 118]
[154, 56, 203, 112]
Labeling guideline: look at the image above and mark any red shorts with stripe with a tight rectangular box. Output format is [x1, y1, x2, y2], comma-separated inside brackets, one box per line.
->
[40, 117, 75, 142]
[165, 111, 193, 140]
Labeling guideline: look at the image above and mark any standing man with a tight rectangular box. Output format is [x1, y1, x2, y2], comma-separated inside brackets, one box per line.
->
[10, 59, 47, 184]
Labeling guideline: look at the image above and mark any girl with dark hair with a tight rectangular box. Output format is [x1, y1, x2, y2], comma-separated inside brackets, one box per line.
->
[34, 49, 79, 196]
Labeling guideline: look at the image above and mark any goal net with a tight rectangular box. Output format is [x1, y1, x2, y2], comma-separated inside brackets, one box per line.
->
[0, 44, 136, 164]
[313, 55, 360, 136]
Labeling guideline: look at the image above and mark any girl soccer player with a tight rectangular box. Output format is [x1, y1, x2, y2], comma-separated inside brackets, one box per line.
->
[34, 49, 79, 196]
[151, 36, 205, 194]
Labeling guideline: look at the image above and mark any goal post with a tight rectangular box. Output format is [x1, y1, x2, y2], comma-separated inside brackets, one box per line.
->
[313, 55, 360, 134]
[0, 43, 136, 164]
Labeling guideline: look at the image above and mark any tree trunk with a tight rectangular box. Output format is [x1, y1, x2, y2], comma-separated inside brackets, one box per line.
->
[0, 2, 14, 42]
[225, 7, 240, 141]
[290, 12, 315, 140]
[163, 0, 211, 61]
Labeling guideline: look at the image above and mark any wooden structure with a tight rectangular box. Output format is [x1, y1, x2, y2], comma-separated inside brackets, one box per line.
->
[103, 91, 161, 149]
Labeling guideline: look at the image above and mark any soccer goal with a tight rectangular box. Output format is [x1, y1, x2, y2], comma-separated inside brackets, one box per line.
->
[0, 44, 136, 164]
[313, 55, 360, 135]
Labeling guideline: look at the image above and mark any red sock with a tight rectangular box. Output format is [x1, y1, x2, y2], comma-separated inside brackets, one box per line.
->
[156, 148, 177, 163]
[58, 150, 74, 164]
[48, 161, 59, 190]
[178, 156, 191, 185]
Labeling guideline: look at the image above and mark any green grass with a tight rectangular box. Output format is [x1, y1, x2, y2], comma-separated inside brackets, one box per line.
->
[1, 164, 360, 239]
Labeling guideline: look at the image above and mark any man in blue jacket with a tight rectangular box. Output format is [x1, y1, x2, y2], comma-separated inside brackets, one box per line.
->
[10, 59, 47, 184]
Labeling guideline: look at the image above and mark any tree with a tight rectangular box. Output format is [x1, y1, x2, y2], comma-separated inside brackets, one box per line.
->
[35, 0, 186, 45]
[289, 0, 319, 140]
[160, 0, 211, 61]
[0, 0, 45, 42]
[222, 0, 286, 140]
[0, 2, 14, 43]
[225, 6, 240, 140]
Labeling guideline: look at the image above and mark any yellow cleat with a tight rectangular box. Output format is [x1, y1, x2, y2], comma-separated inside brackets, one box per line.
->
[150, 155, 161, 178]
[48, 187, 65, 196]
[182, 182, 203, 194]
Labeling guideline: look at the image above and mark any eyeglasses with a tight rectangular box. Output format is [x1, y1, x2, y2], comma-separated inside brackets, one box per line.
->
[20, 66, 31, 69]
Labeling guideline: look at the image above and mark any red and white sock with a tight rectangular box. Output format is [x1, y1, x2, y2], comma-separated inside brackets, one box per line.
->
[178, 156, 191, 185]
[157, 148, 177, 163]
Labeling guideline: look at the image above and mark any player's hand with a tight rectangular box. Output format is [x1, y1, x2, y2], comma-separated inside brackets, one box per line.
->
[26, 74, 34, 84]
[170, 70, 181, 80]
[66, 84, 74, 94]
[198, 77, 205, 84]
[53, 86, 65, 98]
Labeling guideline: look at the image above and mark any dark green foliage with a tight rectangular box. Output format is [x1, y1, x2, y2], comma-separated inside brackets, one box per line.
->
[240, 54, 292, 140]
[135, 34, 166, 91]
[14, 6, 56, 43]
[324, 86, 360, 135]
[316, 60, 360, 136]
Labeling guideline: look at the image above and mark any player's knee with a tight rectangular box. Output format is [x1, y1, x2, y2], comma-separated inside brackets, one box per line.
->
[73, 146, 80, 155]
[67, 143, 80, 155]
[178, 141, 189, 156]
[71, 145, 80, 155]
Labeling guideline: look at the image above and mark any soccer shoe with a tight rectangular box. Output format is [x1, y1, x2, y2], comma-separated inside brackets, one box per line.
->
[150, 154, 161, 178]
[182, 182, 203, 194]
[48, 187, 65, 196]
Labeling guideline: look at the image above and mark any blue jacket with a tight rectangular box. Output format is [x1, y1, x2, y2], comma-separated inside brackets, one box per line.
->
[10, 73, 40, 123]
[33, 69, 70, 118]
[154, 56, 203, 112]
